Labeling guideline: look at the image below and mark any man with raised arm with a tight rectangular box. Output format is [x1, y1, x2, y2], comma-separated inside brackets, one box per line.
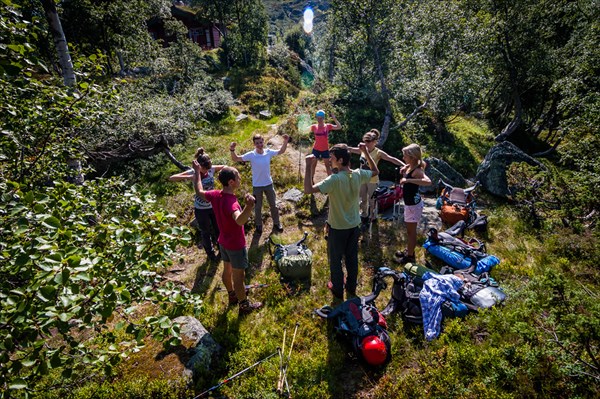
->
[304, 143, 379, 303]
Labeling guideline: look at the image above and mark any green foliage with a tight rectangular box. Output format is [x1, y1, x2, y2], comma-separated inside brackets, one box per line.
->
[59, 0, 169, 73]
[238, 75, 299, 115]
[269, 41, 302, 88]
[0, 179, 201, 394]
[284, 24, 309, 60]
[507, 162, 600, 231]
[37, 376, 191, 399]
[0, 1, 110, 186]
[196, 0, 269, 68]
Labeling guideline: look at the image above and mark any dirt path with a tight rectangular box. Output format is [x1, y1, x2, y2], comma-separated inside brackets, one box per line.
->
[267, 127, 329, 183]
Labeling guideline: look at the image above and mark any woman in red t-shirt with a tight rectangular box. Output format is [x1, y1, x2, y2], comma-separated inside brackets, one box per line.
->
[309, 109, 342, 183]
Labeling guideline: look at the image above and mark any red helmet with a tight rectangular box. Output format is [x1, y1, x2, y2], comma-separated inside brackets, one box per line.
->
[360, 335, 388, 366]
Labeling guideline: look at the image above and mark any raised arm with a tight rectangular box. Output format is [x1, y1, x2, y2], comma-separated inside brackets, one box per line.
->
[191, 161, 207, 200]
[330, 113, 342, 131]
[360, 143, 379, 177]
[379, 150, 406, 167]
[168, 169, 193, 182]
[347, 145, 361, 155]
[303, 155, 321, 194]
[229, 142, 244, 162]
[232, 193, 255, 226]
[277, 134, 290, 155]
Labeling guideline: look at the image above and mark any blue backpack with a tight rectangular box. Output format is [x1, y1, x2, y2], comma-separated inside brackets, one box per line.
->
[423, 222, 500, 274]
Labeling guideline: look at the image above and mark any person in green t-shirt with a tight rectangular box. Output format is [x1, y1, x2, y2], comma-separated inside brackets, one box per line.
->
[304, 143, 379, 302]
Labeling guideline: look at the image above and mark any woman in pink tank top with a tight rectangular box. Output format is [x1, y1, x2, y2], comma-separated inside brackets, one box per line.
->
[309, 109, 342, 183]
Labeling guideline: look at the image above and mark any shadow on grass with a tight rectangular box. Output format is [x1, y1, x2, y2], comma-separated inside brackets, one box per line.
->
[191, 258, 220, 295]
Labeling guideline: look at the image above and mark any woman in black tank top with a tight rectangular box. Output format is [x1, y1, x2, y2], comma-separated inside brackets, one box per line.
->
[395, 144, 431, 264]
[402, 168, 422, 206]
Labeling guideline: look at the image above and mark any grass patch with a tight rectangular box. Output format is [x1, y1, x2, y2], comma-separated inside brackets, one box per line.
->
[420, 114, 496, 178]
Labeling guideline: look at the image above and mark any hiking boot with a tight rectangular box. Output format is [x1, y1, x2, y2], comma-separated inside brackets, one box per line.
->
[239, 299, 263, 315]
[274, 224, 284, 233]
[331, 296, 344, 307]
[228, 291, 239, 306]
[394, 249, 415, 265]
[360, 216, 369, 231]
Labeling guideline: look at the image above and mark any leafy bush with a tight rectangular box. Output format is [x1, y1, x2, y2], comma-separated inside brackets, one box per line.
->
[269, 41, 302, 87]
[37, 376, 191, 399]
[238, 76, 299, 115]
[0, 178, 201, 394]
[507, 162, 600, 232]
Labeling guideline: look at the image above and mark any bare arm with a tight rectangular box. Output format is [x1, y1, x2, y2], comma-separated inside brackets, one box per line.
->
[232, 193, 255, 226]
[277, 134, 290, 155]
[303, 155, 321, 194]
[360, 143, 379, 177]
[330, 114, 342, 131]
[212, 165, 226, 173]
[168, 169, 193, 182]
[379, 150, 406, 167]
[347, 146, 361, 155]
[191, 161, 207, 200]
[229, 142, 244, 162]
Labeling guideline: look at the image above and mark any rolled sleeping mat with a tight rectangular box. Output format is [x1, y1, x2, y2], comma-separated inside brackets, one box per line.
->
[403, 263, 438, 278]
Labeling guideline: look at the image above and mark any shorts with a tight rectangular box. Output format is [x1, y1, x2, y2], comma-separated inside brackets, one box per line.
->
[219, 245, 249, 270]
[404, 201, 424, 223]
[312, 149, 330, 159]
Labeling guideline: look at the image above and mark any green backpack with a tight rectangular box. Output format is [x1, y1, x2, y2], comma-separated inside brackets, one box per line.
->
[268, 233, 312, 280]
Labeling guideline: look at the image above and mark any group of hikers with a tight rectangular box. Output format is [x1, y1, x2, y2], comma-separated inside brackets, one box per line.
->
[169, 110, 431, 314]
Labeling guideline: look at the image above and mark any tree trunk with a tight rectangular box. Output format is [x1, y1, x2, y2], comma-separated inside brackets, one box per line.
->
[87, 135, 188, 173]
[328, 32, 336, 83]
[532, 138, 562, 158]
[494, 90, 522, 142]
[117, 50, 126, 76]
[495, 16, 522, 142]
[39, 0, 76, 87]
[369, 23, 393, 146]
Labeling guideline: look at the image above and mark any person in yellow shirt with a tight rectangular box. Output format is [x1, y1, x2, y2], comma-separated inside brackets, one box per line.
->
[348, 129, 405, 230]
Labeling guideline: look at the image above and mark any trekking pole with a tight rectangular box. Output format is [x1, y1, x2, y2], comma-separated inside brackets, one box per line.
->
[194, 351, 278, 398]
[280, 322, 300, 395]
[218, 283, 268, 291]
[277, 327, 288, 393]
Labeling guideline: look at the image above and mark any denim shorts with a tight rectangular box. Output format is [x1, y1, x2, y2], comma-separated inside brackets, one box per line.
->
[312, 148, 330, 159]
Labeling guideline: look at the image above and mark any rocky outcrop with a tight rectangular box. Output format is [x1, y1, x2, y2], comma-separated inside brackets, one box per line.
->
[423, 157, 467, 194]
[173, 316, 222, 379]
[475, 141, 545, 198]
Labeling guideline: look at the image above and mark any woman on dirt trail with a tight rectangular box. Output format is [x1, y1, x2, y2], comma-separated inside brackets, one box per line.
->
[348, 129, 405, 230]
[309, 110, 342, 183]
[169, 148, 224, 262]
[192, 163, 263, 315]
[394, 143, 431, 265]
[230, 133, 289, 235]
[304, 143, 378, 304]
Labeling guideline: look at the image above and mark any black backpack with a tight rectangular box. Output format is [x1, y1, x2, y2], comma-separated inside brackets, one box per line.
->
[315, 294, 391, 366]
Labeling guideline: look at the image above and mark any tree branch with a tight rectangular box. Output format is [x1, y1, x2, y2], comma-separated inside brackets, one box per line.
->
[390, 98, 429, 131]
